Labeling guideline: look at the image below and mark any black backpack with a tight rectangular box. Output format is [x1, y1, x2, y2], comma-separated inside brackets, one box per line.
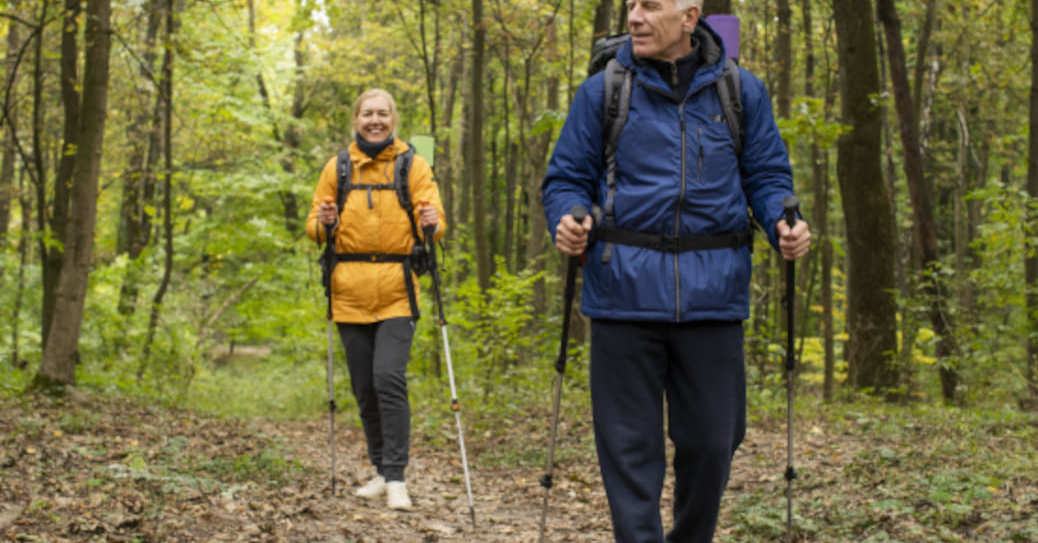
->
[329, 143, 432, 318]
[587, 33, 751, 263]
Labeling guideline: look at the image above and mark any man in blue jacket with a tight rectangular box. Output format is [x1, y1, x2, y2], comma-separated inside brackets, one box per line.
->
[542, 0, 811, 541]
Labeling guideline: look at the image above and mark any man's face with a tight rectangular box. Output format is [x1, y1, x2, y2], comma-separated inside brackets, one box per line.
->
[626, 0, 699, 62]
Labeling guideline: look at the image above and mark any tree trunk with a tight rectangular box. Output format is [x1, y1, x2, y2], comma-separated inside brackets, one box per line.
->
[34, 0, 112, 391]
[877, 0, 959, 402]
[143, 0, 174, 373]
[470, 0, 490, 293]
[116, 0, 163, 316]
[592, 0, 613, 46]
[775, 0, 791, 119]
[800, 0, 834, 400]
[0, 0, 20, 241]
[1027, 0, 1038, 407]
[11, 168, 29, 368]
[702, 0, 732, 17]
[833, 0, 899, 393]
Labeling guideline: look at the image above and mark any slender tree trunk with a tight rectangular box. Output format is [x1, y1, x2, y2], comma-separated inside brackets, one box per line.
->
[143, 0, 174, 373]
[503, 47, 517, 273]
[1026, 0, 1038, 407]
[117, 0, 163, 316]
[11, 169, 28, 368]
[615, 0, 626, 33]
[32, 0, 50, 345]
[801, 0, 834, 400]
[877, 0, 959, 402]
[0, 1, 20, 241]
[776, 0, 791, 119]
[440, 46, 463, 236]
[470, 0, 490, 293]
[702, 0, 732, 17]
[833, 0, 899, 393]
[592, 0, 613, 46]
[34, 0, 112, 391]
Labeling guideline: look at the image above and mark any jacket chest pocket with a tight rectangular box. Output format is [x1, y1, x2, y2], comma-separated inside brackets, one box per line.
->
[696, 117, 740, 188]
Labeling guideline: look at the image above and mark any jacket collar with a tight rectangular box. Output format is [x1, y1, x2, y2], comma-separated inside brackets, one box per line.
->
[617, 19, 726, 101]
[348, 137, 407, 166]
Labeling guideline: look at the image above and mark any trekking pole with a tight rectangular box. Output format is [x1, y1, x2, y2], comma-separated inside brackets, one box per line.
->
[422, 219, 477, 528]
[538, 204, 588, 543]
[782, 195, 799, 543]
[320, 213, 338, 496]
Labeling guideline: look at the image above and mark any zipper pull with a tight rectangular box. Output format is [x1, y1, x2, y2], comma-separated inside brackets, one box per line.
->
[367, 187, 373, 209]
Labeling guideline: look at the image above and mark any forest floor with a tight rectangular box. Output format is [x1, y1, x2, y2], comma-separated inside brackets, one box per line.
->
[1, 390, 1036, 543]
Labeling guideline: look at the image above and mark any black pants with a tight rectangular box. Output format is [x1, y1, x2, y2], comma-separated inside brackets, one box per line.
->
[590, 319, 746, 543]
[337, 318, 415, 482]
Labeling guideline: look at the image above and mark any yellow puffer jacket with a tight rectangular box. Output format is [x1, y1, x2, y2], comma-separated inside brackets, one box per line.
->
[306, 139, 447, 323]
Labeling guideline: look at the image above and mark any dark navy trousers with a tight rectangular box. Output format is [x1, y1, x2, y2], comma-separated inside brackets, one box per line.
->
[337, 317, 415, 482]
[590, 319, 746, 543]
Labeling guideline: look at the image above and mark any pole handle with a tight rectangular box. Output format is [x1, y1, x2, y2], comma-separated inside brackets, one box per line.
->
[782, 195, 799, 228]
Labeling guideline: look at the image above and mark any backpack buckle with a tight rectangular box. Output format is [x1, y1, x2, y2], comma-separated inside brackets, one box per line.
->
[655, 235, 681, 252]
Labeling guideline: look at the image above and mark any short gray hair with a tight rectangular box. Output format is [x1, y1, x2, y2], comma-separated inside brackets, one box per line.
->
[675, 0, 703, 10]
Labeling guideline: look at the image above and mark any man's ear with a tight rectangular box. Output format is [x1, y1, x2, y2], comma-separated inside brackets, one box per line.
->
[682, 6, 700, 33]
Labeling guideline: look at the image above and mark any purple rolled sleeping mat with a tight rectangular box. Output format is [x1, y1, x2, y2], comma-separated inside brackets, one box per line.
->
[705, 14, 740, 63]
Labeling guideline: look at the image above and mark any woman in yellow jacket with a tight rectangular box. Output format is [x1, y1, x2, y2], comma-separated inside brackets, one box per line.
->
[306, 88, 446, 510]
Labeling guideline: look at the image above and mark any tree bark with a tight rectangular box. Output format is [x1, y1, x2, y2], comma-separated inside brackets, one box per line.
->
[470, 0, 490, 293]
[592, 0, 613, 47]
[0, 0, 20, 241]
[143, 0, 175, 373]
[702, 0, 732, 17]
[1027, 0, 1038, 407]
[775, 0, 791, 119]
[877, 0, 959, 402]
[800, 0, 835, 401]
[833, 0, 899, 393]
[116, 0, 163, 316]
[41, 0, 82, 346]
[34, 0, 112, 390]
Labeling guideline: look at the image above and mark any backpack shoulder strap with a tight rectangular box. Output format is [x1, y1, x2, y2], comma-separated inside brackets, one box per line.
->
[600, 58, 632, 263]
[393, 143, 421, 242]
[336, 148, 352, 212]
[715, 57, 744, 157]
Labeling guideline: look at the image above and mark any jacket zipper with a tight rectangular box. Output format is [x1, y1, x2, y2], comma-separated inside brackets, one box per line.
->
[674, 99, 689, 322]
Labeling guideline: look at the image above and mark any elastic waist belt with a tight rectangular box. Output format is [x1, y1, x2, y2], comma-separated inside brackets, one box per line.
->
[336, 253, 409, 263]
[594, 227, 753, 252]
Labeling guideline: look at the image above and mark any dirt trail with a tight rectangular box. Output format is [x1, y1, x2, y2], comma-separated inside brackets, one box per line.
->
[0, 391, 804, 542]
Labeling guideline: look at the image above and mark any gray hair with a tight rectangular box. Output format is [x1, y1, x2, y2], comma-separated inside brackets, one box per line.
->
[675, 0, 703, 10]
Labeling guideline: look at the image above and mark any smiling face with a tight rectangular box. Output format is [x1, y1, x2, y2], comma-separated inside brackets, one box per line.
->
[626, 0, 699, 62]
[354, 94, 396, 144]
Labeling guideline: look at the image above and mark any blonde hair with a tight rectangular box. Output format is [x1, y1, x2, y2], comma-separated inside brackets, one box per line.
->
[351, 88, 399, 138]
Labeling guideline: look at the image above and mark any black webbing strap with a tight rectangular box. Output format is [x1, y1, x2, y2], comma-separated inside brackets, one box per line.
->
[336, 253, 420, 318]
[593, 227, 753, 252]
[601, 58, 632, 264]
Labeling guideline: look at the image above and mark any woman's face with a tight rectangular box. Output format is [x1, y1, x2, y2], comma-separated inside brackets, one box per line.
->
[355, 95, 395, 143]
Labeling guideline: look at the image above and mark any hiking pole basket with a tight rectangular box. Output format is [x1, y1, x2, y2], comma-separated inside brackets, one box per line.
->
[782, 196, 799, 543]
[321, 222, 338, 495]
[538, 205, 588, 543]
[423, 223, 477, 528]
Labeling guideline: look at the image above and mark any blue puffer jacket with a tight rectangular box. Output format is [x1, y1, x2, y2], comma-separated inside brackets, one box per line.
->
[542, 21, 793, 323]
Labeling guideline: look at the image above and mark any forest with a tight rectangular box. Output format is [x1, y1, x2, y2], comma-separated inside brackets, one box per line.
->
[1, 0, 1036, 541]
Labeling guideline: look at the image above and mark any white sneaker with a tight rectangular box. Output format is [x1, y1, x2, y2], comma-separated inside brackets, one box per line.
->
[386, 481, 412, 510]
[354, 475, 386, 499]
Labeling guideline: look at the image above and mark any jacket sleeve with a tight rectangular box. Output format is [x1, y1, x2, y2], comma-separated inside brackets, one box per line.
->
[408, 155, 448, 243]
[305, 156, 339, 244]
[541, 76, 604, 242]
[738, 69, 795, 250]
